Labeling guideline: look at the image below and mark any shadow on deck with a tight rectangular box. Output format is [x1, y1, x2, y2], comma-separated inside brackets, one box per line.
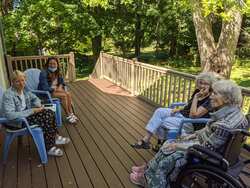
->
[0, 79, 249, 188]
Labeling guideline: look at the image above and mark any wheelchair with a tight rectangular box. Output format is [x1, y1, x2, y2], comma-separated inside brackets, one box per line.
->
[173, 122, 250, 188]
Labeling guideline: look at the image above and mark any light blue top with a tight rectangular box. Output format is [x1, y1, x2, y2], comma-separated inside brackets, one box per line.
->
[1, 87, 41, 127]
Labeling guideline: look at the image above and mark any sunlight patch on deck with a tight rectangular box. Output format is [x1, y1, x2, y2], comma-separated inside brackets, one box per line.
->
[89, 78, 133, 97]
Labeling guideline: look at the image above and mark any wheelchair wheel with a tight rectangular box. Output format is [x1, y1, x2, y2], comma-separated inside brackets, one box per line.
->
[175, 164, 244, 188]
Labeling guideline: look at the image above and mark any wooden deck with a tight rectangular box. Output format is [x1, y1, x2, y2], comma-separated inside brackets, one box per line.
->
[0, 80, 159, 188]
[0, 80, 249, 188]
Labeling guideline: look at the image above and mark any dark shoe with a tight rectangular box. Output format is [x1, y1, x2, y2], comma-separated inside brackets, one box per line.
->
[131, 140, 150, 149]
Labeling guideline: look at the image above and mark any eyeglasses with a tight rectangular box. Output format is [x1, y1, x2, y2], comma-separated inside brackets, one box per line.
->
[197, 80, 210, 85]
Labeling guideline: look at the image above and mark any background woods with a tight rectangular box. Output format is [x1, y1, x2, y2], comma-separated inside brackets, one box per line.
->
[0, 0, 250, 80]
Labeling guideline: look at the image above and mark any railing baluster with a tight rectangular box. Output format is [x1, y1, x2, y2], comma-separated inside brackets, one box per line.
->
[187, 79, 192, 100]
[163, 73, 168, 107]
[25, 59, 28, 70]
[145, 67, 148, 97]
[182, 79, 187, 102]
[156, 72, 160, 104]
[167, 73, 172, 106]
[172, 75, 177, 103]
[159, 73, 164, 106]
[177, 76, 181, 102]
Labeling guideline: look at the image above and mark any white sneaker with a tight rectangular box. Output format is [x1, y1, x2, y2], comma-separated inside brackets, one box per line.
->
[55, 136, 70, 145]
[66, 115, 77, 124]
[47, 146, 63, 157]
[69, 113, 78, 120]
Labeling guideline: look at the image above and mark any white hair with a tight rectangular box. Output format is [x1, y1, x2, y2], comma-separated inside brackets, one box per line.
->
[196, 72, 222, 86]
[212, 80, 242, 106]
[11, 70, 26, 81]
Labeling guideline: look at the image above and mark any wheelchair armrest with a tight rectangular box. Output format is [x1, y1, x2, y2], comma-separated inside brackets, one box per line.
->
[31, 90, 53, 103]
[169, 102, 186, 109]
[230, 129, 250, 137]
[187, 145, 229, 171]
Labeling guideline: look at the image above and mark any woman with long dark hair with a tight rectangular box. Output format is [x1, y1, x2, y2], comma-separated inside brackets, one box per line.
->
[38, 57, 78, 124]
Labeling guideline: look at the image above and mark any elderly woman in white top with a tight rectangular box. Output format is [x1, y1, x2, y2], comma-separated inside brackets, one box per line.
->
[130, 79, 248, 188]
[2, 70, 70, 157]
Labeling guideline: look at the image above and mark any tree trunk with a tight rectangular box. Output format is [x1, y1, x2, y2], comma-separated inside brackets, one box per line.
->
[191, 0, 242, 78]
[1, 0, 10, 15]
[134, 12, 141, 58]
[91, 35, 102, 62]
[169, 36, 177, 57]
[11, 41, 16, 56]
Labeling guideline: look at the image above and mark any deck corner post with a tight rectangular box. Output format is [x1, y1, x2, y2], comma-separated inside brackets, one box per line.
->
[100, 51, 103, 79]
[69, 52, 76, 82]
[131, 59, 136, 96]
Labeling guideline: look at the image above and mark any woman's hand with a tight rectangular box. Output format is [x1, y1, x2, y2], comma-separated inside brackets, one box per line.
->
[170, 108, 180, 116]
[33, 107, 44, 114]
[162, 142, 177, 151]
[55, 86, 64, 92]
[195, 88, 210, 99]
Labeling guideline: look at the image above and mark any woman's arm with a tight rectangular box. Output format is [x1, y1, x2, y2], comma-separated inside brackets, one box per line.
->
[197, 122, 228, 151]
[189, 90, 209, 118]
[2, 93, 34, 120]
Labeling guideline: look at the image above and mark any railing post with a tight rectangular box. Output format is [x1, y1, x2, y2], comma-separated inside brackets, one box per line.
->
[100, 52, 103, 79]
[131, 59, 136, 96]
[69, 52, 76, 82]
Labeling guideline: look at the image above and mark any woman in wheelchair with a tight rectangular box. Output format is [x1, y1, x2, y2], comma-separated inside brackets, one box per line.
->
[38, 57, 78, 124]
[2, 71, 70, 157]
[131, 72, 219, 151]
[130, 80, 249, 188]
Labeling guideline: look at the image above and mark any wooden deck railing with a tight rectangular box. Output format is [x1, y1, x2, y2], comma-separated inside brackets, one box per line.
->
[91, 52, 250, 113]
[6, 52, 76, 82]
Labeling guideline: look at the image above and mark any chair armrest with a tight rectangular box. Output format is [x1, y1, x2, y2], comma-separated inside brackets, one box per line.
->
[14, 118, 36, 136]
[31, 90, 53, 103]
[0, 116, 33, 130]
[169, 102, 186, 109]
[187, 145, 229, 171]
[0, 117, 38, 142]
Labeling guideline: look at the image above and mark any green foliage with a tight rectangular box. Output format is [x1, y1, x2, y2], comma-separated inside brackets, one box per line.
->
[2, 0, 250, 76]
[200, 0, 250, 18]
